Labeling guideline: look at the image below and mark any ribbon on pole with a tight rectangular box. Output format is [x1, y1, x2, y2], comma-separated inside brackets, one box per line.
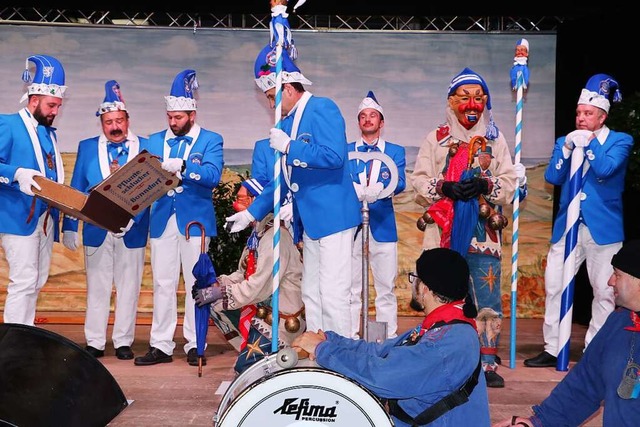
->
[509, 70, 525, 369]
[269, 13, 286, 353]
[557, 145, 584, 371]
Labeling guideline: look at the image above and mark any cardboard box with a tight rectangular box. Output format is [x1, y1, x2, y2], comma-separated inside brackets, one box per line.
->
[33, 150, 180, 233]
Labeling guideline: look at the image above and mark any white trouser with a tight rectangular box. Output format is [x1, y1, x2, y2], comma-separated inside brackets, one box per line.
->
[150, 215, 209, 355]
[1, 212, 54, 325]
[84, 233, 145, 350]
[350, 230, 398, 339]
[543, 224, 619, 356]
[302, 227, 356, 337]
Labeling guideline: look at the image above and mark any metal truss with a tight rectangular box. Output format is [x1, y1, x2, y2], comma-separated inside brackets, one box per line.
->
[0, 7, 563, 32]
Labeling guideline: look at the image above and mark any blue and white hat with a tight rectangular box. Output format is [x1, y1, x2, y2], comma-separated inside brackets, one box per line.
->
[516, 38, 529, 51]
[241, 178, 268, 197]
[447, 67, 498, 140]
[577, 73, 621, 113]
[357, 90, 384, 119]
[165, 69, 198, 111]
[20, 54, 67, 103]
[254, 44, 312, 92]
[96, 80, 127, 117]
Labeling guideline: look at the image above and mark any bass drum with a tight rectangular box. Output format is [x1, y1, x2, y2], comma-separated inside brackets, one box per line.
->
[214, 352, 393, 427]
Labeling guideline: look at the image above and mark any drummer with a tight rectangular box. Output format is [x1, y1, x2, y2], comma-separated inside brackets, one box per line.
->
[292, 247, 490, 426]
[192, 178, 305, 374]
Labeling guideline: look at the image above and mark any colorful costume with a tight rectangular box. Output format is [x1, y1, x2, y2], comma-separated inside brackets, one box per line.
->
[410, 68, 517, 382]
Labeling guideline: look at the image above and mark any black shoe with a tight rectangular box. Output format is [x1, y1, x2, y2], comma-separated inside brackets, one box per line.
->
[187, 348, 207, 367]
[524, 351, 557, 368]
[484, 370, 505, 388]
[134, 347, 173, 366]
[115, 346, 134, 360]
[85, 345, 104, 358]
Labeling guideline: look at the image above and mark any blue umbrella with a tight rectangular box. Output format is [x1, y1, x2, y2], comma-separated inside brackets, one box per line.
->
[186, 220, 217, 377]
[449, 136, 483, 256]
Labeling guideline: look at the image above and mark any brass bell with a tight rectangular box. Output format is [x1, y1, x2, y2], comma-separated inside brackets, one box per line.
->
[416, 217, 427, 232]
[284, 317, 301, 333]
[422, 211, 435, 224]
[478, 203, 492, 219]
[448, 143, 459, 156]
[265, 312, 273, 325]
[256, 306, 268, 319]
[488, 214, 509, 230]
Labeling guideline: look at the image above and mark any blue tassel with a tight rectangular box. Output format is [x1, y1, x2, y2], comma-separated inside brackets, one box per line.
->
[22, 69, 31, 83]
[613, 89, 622, 104]
[288, 44, 298, 61]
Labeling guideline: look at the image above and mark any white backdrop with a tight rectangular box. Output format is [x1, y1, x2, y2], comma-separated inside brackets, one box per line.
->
[0, 25, 556, 165]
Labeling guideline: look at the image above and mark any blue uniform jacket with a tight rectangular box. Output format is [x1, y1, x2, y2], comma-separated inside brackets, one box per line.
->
[0, 111, 62, 240]
[544, 127, 633, 245]
[144, 125, 224, 238]
[61, 135, 150, 248]
[249, 95, 361, 240]
[347, 139, 406, 242]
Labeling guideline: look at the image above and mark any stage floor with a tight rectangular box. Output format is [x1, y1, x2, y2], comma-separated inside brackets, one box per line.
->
[25, 315, 603, 426]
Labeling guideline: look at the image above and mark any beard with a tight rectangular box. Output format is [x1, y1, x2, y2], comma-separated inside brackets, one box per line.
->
[409, 297, 425, 312]
[32, 104, 54, 127]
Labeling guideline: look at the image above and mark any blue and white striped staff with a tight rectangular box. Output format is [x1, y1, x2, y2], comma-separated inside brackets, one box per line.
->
[557, 142, 585, 371]
[509, 70, 524, 369]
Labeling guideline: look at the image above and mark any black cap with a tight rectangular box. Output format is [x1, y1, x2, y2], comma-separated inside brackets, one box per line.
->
[612, 240, 640, 279]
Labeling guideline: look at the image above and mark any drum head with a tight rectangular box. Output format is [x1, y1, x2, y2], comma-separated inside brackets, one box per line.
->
[215, 367, 393, 426]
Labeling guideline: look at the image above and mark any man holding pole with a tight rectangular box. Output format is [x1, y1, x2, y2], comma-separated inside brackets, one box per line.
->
[225, 45, 361, 338]
[524, 73, 634, 368]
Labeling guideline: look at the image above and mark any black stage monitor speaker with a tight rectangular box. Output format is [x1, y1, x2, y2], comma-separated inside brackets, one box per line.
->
[0, 323, 128, 427]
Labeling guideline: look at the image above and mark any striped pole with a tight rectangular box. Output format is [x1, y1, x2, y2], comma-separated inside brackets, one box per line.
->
[270, 21, 286, 353]
[509, 70, 524, 369]
[557, 145, 584, 371]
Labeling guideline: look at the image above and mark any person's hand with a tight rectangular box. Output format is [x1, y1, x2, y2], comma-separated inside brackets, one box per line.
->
[161, 158, 184, 174]
[225, 210, 255, 233]
[62, 231, 79, 251]
[460, 177, 490, 200]
[14, 168, 43, 196]
[291, 330, 327, 361]
[514, 163, 527, 186]
[352, 182, 366, 202]
[269, 128, 291, 153]
[191, 284, 222, 307]
[440, 181, 465, 200]
[491, 415, 534, 427]
[564, 129, 593, 149]
[364, 182, 384, 203]
[280, 202, 294, 222]
[113, 219, 134, 238]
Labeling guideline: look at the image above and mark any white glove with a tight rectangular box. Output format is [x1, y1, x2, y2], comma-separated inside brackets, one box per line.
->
[514, 163, 527, 186]
[161, 158, 184, 174]
[280, 202, 294, 222]
[565, 129, 593, 149]
[269, 128, 291, 153]
[364, 182, 384, 204]
[62, 231, 79, 251]
[14, 168, 43, 196]
[353, 182, 366, 202]
[225, 210, 255, 233]
[113, 218, 134, 238]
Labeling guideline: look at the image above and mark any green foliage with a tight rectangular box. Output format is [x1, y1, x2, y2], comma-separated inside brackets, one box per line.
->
[605, 94, 640, 192]
[208, 170, 252, 275]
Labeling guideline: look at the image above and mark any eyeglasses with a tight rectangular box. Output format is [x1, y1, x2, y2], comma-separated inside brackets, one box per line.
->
[408, 272, 420, 284]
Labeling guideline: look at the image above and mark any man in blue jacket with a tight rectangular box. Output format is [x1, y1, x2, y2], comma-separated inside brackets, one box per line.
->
[226, 45, 361, 337]
[0, 54, 67, 326]
[62, 80, 148, 360]
[348, 91, 406, 339]
[525, 74, 634, 368]
[134, 69, 224, 367]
